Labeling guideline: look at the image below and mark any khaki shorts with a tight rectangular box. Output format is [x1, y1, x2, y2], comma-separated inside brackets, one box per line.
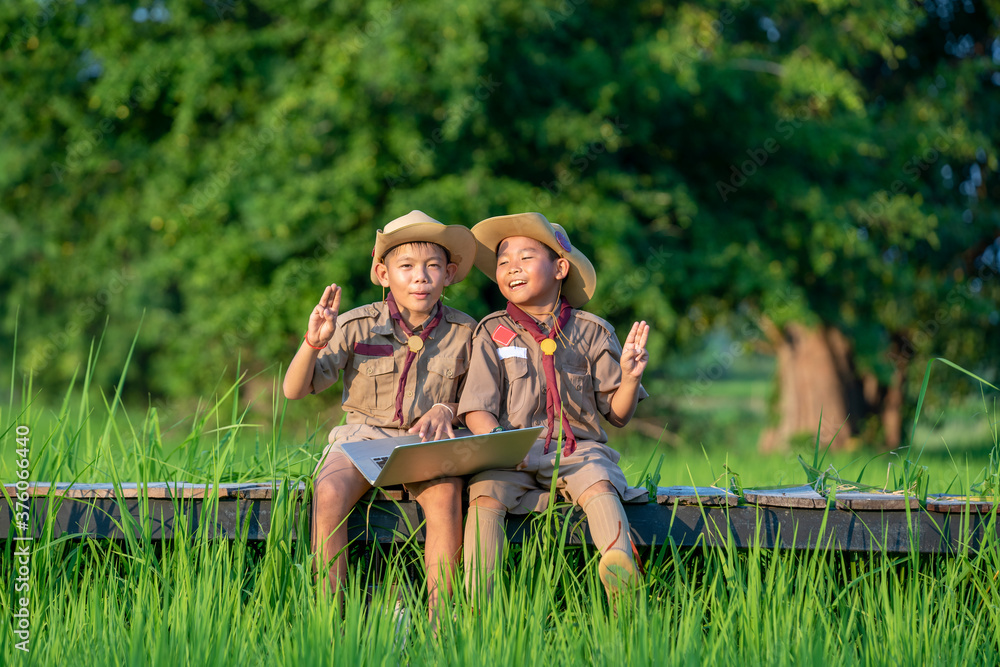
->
[468, 438, 647, 514]
[316, 423, 454, 497]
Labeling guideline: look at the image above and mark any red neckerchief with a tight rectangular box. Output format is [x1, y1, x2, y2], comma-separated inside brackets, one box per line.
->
[386, 294, 444, 425]
[505, 297, 578, 455]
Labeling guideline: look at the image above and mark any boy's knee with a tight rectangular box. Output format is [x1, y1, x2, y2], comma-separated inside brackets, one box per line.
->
[312, 479, 346, 517]
[577, 480, 617, 507]
[415, 477, 463, 511]
[314, 464, 343, 496]
[469, 495, 506, 513]
[313, 461, 367, 515]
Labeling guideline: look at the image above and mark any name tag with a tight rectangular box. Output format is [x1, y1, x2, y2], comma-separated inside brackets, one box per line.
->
[354, 342, 393, 357]
[497, 346, 527, 360]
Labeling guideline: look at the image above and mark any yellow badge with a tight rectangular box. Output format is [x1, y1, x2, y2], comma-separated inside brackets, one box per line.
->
[540, 339, 557, 355]
[407, 335, 424, 352]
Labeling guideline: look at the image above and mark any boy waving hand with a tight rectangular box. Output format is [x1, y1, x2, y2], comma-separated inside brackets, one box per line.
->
[283, 211, 477, 624]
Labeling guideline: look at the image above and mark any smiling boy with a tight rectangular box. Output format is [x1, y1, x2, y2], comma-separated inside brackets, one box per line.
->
[458, 212, 650, 599]
[282, 211, 477, 621]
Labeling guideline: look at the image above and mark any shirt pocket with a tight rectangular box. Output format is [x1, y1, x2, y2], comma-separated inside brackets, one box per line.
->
[503, 357, 529, 414]
[426, 356, 468, 404]
[353, 355, 396, 410]
[563, 364, 596, 418]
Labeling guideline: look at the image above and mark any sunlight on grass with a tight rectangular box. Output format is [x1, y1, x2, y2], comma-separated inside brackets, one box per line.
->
[2, 341, 999, 663]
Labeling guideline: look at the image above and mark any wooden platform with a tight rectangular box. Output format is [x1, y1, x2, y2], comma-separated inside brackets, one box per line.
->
[3, 482, 998, 554]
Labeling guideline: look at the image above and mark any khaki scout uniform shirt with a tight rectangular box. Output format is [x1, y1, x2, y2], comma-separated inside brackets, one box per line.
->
[311, 301, 476, 429]
[457, 309, 648, 441]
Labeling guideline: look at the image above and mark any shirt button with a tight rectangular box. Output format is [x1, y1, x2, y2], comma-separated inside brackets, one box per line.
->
[446, 370, 453, 378]
[406, 390, 413, 397]
[367, 368, 373, 375]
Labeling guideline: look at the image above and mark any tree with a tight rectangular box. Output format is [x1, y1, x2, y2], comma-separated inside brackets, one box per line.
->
[1, 0, 997, 452]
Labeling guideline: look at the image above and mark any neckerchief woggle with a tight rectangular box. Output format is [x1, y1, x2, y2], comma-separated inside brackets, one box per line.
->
[386, 294, 443, 425]
[505, 297, 578, 455]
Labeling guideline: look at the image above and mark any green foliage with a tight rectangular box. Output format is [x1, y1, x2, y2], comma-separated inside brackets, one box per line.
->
[0, 0, 997, 421]
[3, 365, 1000, 664]
[6, 500, 1000, 663]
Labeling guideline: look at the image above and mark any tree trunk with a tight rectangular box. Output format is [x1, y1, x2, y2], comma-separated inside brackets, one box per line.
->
[758, 322, 903, 452]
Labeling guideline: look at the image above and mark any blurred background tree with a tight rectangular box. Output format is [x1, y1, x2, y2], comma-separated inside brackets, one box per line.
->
[1, 0, 997, 452]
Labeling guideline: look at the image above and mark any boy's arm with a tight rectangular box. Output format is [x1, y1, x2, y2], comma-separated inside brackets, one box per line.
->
[457, 325, 504, 434]
[465, 410, 500, 435]
[607, 321, 650, 427]
[607, 377, 643, 427]
[283, 284, 342, 400]
[283, 342, 323, 400]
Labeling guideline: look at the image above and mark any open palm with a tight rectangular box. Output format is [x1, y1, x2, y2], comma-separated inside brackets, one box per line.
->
[307, 284, 342, 348]
[620, 321, 649, 379]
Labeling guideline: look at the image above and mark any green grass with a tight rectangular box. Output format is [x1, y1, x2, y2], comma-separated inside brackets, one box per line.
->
[5, 371, 993, 496]
[2, 344, 999, 664]
[4, 331, 994, 495]
[2, 423, 999, 664]
[637, 350, 998, 494]
[7, 511, 1000, 665]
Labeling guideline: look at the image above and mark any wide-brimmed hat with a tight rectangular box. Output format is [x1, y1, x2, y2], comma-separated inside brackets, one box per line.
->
[370, 210, 476, 285]
[470, 212, 597, 307]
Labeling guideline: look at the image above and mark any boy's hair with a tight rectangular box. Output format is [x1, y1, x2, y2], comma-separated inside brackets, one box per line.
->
[539, 243, 559, 262]
[382, 241, 452, 265]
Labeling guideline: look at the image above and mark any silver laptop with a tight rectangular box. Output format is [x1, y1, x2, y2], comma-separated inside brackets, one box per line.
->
[340, 427, 542, 487]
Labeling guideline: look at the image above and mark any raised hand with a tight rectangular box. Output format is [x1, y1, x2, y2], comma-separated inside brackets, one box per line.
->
[306, 284, 342, 349]
[620, 320, 650, 380]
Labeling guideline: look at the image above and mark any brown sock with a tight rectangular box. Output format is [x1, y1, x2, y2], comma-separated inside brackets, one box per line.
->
[582, 491, 631, 554]
[463, 504, 506, 600]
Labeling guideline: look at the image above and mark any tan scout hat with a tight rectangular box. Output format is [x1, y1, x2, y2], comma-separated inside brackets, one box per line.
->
[470, 212, 597, 307]
[370, 210, 477, 285]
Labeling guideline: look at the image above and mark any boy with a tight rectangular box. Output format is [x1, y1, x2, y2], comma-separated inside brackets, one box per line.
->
[282, 211, 478, 622]
[458, 212, 650, 599]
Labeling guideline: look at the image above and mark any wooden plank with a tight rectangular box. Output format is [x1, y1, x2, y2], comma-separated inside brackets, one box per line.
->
[834, 491, 919, 511]
[718, 505, 999, 553]
[3, 482, 406, 502]
[4, 495, 1000, 553]
[655, 486, 737, 507]
[623, 488, 650, 505]
[4, 482, 235, 499]
[4, 482, 76, 497]
[225, 483, 405, 502]
[743, 485, 828, 509]
[363, 488, 408, 502]
[236, 483, 288, 500]
[925, 494, 997, 514]
[400, 502, 1000, 553]
[12, 482, 990, 514]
